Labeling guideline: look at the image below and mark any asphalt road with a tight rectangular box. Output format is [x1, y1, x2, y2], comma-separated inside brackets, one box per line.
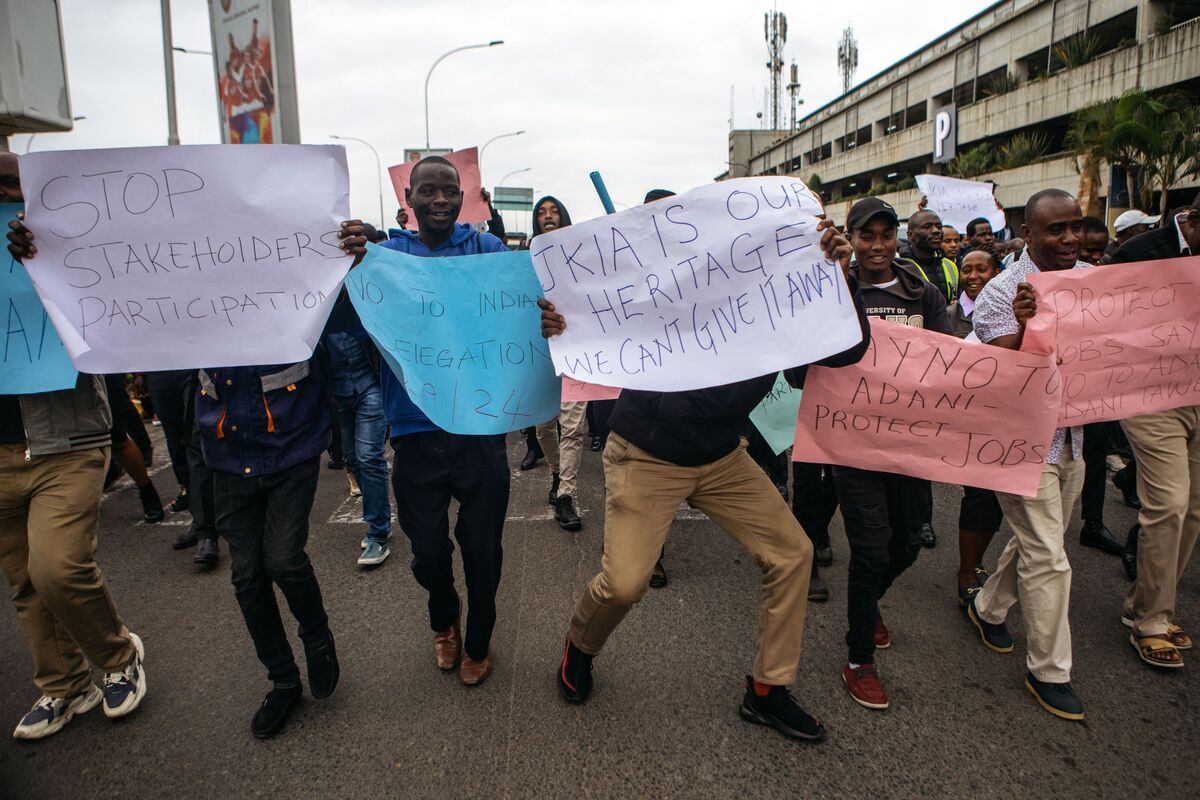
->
[1, 429, 1197, 799]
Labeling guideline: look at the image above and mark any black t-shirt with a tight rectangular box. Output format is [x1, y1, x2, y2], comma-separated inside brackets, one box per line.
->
[0, 395, 26, 444]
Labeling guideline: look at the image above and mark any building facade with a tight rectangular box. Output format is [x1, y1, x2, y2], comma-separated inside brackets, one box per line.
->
[725, 0, 1200, 227]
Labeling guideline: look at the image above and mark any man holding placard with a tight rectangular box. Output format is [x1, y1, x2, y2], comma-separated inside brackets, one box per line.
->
[543, 214, 871, 743]
[1108, 192, 1200, 670]
[965, 188, 1088, 720]
[376, 156, 511, 687]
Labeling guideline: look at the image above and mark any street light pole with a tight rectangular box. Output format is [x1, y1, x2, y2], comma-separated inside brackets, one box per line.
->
[498, 167, 531, 187]
[331, 135, 386, 232]
[160, 0, 180, 145]
[424, 41, 504, 150]
[478, 130, 525, 176]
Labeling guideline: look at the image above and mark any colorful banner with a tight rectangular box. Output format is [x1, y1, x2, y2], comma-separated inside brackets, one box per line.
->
[348, 245, 560, 435]
[210, 0, 280, 144]
[387, 148, 491, 230]
[18, 145, 351, 373]
[793, 319, 1062, 497]
[531, 177, 862, 392]
[562, 377, 621, 402]
[1023, 256, 1200, 425]
[915, 174, 1006, 234]
[749, 372, 802, 455]
[1, 204, 77, 395]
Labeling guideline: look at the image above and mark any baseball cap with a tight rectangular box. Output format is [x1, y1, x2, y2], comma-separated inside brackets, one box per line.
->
[1113, 209, 1160, 233]
[847, 198, 899, 231]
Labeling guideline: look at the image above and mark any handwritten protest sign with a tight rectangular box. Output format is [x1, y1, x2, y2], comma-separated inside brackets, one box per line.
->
[562, 377, 621, 402]
[18, 145, 352, 373]
[348, 245, 559, 435]
[1022, 257, 1200, 425]
[387, 147, 490, 231]
[749, 372, 802, 454]
[915, 174, 1006, 234]
[1, 204, 77, 394]
[793, 319, 1061, 497]
[531, 177, 862, 391]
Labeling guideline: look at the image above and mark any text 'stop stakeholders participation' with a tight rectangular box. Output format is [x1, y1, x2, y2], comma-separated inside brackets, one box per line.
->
[17, 144, 352, 373]
[530, 177, 863, 392]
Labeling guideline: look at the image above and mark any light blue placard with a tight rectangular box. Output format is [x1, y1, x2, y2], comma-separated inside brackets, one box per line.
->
[749, 372, 802, 454]
[1, 204, 77, 395]
[348, 244, 560, 435]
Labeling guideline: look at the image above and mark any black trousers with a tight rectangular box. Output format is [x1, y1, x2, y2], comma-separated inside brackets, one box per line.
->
[745, 425, 787, 486]
[792, 462, 837, 548]
[1081, 421, 1114, 522]
[147, 369, 193, 489]
[216, 456, 329, 686]
[589, 400, 616, 448]
[833, 466, 925, 665]
[391, 431, 509, 660]
[187, 422, 217, 542]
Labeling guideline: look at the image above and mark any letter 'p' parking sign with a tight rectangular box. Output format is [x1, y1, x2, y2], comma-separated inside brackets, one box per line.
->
[933, 104, 956, 164]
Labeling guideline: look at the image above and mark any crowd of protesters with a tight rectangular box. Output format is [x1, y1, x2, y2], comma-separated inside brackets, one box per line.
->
[4, 146, 1198, 744]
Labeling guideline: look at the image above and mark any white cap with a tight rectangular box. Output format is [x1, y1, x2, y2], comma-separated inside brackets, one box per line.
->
[1113, 210, 1161, 233]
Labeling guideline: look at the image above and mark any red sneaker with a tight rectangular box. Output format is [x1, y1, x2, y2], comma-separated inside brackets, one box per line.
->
[873, 615, 891, 649]
[842, 663, 889, 709]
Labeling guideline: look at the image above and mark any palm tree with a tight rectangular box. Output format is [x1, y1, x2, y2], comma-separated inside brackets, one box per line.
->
[1066, 99, 1117, 216]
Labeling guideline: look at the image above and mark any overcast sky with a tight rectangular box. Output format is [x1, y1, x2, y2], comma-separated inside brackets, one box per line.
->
[17, 0, 989, 231]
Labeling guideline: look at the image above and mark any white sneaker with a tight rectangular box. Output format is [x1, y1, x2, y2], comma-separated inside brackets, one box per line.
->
[102, 632, 146, 719]
[13, 685, 103, 740]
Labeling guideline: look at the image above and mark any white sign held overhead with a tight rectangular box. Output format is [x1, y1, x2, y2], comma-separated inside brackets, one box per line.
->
[915, 174, 1006, 234]
[18, 144, 352, 373]
[530, 177, 862, 392]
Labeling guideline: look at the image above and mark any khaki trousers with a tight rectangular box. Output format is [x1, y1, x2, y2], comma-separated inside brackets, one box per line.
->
[976, 449, 1082, 683]
[535, 400, 587, 498]
[1121, 405, 1200, 637]
[569, 433, 813, 685]
[0, 444, 135, 697]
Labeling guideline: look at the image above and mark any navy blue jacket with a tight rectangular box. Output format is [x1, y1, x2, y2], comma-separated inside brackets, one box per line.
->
[195, 358, 331, 477]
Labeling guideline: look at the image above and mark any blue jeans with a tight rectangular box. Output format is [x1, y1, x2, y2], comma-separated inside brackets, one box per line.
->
[335, 384, 391, 543]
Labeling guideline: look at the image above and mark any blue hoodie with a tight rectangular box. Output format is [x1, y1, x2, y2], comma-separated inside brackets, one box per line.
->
[376, 223, 508, 438]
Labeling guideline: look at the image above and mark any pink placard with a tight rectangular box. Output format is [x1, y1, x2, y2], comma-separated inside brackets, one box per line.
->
[387, 147, 491, 230]
[792, 319, 1061, 497]
[1023, 256, 1200, 426]
[562, 377, 622, 402]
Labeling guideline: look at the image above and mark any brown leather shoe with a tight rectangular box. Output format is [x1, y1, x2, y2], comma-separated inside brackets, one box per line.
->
[459, 651, 493, 686]
[433, 620, 462, 671]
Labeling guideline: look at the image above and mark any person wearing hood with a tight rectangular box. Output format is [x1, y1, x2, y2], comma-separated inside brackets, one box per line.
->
[835, 198, 954, 713]
[377, 156, 510, 687]
[529, 196, 585, 532]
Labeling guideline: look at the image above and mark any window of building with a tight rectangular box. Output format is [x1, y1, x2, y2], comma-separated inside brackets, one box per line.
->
[845, 106, 859, 149]
[886, 81, 908, 134]
[906, 100, 927, 126]
[953, 41, 979, 106]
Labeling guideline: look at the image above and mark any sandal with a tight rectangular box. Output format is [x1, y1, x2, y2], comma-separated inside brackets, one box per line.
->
[1168, 624, 1193, 651]
[1130, 633, 1184, 669]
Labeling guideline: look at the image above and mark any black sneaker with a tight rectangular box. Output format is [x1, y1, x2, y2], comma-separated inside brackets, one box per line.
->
[557, 638, 593, 703]
[554, 495, 582, 532]
[590, 435, 602, 452]
[739, 677, 826, 742]
[519, 449, 542, 471]
[305, 631, 340, 700]
[920, 522, 937, 548]
[172, 529, 199, 550]
[967, 597, 1013, 653]
[1024, 673, 1085, 721]
[139, 483, 164, 524]
[547, 472, 561, 505]
[251, 684, 302, 739]
[815, 543, 833, 567]
[167, 492, 189, 513]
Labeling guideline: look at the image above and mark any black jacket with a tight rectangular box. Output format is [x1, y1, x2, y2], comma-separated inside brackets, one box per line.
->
[850, 259, 955, 336]
[1106, 223, 1188, 264]
[608, 276, 871, 466]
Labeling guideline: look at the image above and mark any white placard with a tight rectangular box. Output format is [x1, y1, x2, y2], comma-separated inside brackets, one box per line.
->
[915, 174, 1006, 234]
[19, 144, 352, 372]
[530, 177, 862, 392]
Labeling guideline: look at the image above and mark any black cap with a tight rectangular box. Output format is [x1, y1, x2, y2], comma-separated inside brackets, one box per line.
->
[846, 197, 899, 232]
